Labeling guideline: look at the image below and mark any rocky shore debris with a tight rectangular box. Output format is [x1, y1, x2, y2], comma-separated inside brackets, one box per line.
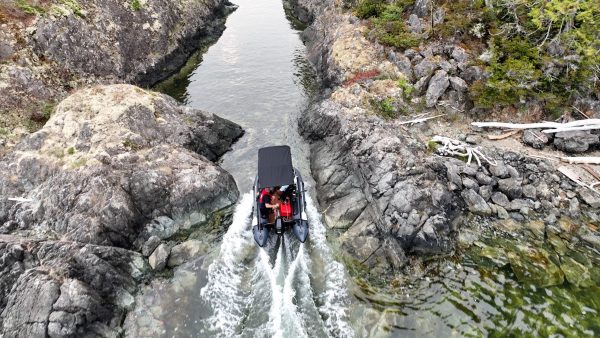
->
[0, 84, 242, 336]
[288, 0, 600, 287]
[473, 119, 600, 153]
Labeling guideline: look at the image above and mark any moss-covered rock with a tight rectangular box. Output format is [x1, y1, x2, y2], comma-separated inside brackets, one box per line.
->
[507, 245, 565, 287]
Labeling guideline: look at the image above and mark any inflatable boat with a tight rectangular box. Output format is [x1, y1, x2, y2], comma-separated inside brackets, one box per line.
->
[252, 145, 309, 247]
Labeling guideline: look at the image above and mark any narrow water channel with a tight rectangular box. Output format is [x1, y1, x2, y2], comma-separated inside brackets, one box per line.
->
[126, 0, 600, 336]
[124, 0, 355, 337]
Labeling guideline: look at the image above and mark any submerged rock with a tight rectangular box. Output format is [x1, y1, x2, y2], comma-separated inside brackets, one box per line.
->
[167, 240, 209, 267]
[507, 245, 564, 287]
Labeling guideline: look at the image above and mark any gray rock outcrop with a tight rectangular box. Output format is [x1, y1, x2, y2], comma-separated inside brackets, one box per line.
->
[0, 0, 236, 153]
[0, 84, 242, 336]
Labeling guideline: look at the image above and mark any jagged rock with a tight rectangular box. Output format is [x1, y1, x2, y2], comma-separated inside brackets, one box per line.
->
[0, 237, 149, 337]
[142, 236, 161, 257]
[425, 70, 449, 107]
[149, 244, 170, 271]
[462, 189, 492, 216]
[475, 171, 494, 185]
[461, 65, 485, 82]
[0, 85, 242, 247]
[451, 46, 469, 63]
[498, 178, 523, 199]
[522, 185, 537, 199]
[580, 189, 600, 208]
[413, 0, 431, 17]
[408, 14, 423, 34]
[465, 134, 481, 145]
[463, 177, 479, 190]
[554, 130, 599, 153]
[0, 85, 240, 336]
[479, 185, 493, 201]
[489, 162, 510, 178]
[523, 129, 549, 149]
[414, 57, 439, 79]
[496, 205, 509, 219]
[508, 199, 535, 211]
[445, 163, 463, 188]
[0, 0, 235, 148]
[32, 0, 233, 86]
[167, 240, 209, 267]
[414, 75, 431, 95]
[491, 192, 510, 208]
[432, 7, 445, 25]
[394, 54, 414, 81]
[449, 76, 468, 92]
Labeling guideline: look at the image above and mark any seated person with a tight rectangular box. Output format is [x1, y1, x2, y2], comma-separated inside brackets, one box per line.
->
[259, 187, 279, 222]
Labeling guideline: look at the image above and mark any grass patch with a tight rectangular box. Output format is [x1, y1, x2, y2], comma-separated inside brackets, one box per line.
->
[397, 78, 414, 98]
[0, 128, 8, 136]
[59, 0, 83, 17]
[42, 102, 56, 121]
[16, 0, 46, 15]
[370, 97, 401, 119]
[130, 0, 142, 11]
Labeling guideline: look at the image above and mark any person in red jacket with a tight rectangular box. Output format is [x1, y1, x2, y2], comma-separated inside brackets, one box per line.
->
[259, 187, 278, 223]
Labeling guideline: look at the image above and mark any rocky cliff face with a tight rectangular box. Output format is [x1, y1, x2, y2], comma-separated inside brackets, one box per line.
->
[0, 0, 236, 153]
[291, 0, 600, 278]
[0, 84, 242, 336]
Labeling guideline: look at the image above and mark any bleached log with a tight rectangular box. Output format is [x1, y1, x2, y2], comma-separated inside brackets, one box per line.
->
[559, 157, 600, 165]
[542, 125, 600, 133]
[472, 119, 600, 130]
[8, 198, 33, 203]
[398, 114, 445, 125]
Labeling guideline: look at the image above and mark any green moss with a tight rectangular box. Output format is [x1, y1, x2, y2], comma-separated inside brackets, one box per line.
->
[59, 0, 83, 17]
[130, 0, 142, 11]
[0, 128, 8, 136]
[16, 0, 46, 15]
[122, 139, 141, 150]
[42, 102, 56, 121]
[426, 140, 439, 153]
[67, 147, 76, 155]
[370, 97, 399, 119]
[396, 78, 414, 98]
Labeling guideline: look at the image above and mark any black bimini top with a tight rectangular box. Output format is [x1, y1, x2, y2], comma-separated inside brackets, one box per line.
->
[258, 145, 295, 189]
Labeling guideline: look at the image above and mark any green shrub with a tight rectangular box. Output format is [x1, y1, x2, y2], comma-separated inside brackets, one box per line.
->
[67, 147, 76, 155]
[371, 97, 399, 119]
[42, 102, 56, 121]
[397, 78, 414, 97]
[354, 0, 386, 19]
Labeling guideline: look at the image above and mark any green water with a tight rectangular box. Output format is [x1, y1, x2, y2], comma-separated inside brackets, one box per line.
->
[349, 221, 600, 337]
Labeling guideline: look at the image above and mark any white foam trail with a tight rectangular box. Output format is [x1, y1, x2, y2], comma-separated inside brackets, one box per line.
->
[260, 239, 308, 338]
[200, 193, 255, 337]
[305, 195, 355, 338]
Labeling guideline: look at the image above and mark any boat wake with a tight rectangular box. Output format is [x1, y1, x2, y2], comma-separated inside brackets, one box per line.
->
[198, 192, 355, 337]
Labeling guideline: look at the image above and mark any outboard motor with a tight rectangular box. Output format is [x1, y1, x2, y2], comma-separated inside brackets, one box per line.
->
[275, 217, 283, 235]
